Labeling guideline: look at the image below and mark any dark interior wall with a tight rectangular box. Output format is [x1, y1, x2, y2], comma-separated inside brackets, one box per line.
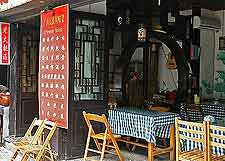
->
[0, 65, 8, 87]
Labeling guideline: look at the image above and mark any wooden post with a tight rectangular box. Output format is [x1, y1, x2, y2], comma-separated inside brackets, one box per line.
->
[148, 142, 153, 161]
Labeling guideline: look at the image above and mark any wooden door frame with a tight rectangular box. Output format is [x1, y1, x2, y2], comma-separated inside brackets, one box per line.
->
[63, 11, 108, 159]
[16, 23, 40, 136]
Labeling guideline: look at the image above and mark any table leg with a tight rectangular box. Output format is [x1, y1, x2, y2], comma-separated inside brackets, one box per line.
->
[148, 142, 153, 161]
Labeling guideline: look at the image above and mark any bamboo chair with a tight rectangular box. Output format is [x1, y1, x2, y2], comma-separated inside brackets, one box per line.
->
[175, 117, 207, 161]
[11, 120, 57, 161]
[12, 118, 45, 147]
[83, 111, 124, 161]
[207, 123, 225, 161]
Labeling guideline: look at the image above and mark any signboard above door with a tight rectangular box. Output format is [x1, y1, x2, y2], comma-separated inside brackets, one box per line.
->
[0, 0, 32, 12]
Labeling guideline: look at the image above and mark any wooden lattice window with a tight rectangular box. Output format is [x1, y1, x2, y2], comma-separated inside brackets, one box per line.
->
[74, 17, 105, 101]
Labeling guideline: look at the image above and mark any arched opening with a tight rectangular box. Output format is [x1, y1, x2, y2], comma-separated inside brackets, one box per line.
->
[113, 31, 189, 111]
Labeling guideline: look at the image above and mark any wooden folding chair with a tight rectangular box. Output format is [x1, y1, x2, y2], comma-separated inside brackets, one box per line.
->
[83, 111, 124, 161]
[12, 118, 45, 147]
[11, 120, 57, 161]
[207, 123, 225, 161]
[175, 117, 207, 161]
[10, 118, 46, 161]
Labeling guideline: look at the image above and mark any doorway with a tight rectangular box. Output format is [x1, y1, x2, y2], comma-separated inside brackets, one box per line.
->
[16, 18, 40, 135]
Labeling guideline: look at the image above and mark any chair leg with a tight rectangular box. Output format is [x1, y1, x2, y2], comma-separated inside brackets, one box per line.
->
[10, 150, 19, 161]
[100, 131, 107, 161]
[111, 137, 124, 161]
[35, 148, 46, 161]
[21, 153, 29, 161]
[47, 143, 55, 161]
[84, 127, 92, 161]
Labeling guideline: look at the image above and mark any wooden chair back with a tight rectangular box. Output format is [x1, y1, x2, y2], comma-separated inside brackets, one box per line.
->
[34, 120, 57, 161]
[14, 118, 45, 145]
[175, 117, 208, 161]
[207, 123, 225, 160]
[83, 112, 112, 133]
[10, 119, 50, 161]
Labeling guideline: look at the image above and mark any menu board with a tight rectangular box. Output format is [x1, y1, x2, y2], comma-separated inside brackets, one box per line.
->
[0, 22, 10, 65]
[39, 4, 69, 129]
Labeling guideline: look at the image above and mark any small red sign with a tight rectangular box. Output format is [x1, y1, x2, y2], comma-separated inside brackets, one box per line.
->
[0, 22, 10, 65]
[39, 4, 69, 129]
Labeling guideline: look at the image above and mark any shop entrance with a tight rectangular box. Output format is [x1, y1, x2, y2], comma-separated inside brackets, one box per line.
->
[16, 18, 40, 135]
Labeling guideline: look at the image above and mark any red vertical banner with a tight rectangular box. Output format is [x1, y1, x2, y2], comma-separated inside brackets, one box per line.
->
[39, 4, 69, 129]
[0, 22, 10, 65]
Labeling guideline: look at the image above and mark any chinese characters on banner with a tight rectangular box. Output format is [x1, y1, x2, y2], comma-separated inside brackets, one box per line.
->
[39, 4, 69, 129]
[0, 22, 10, 65]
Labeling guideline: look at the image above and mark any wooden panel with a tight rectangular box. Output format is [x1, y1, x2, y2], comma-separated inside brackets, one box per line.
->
[9, 24, 18, 135]
[17, 93, 38, 135]
[0, 66, 8, 86]
[66, 102, 107, 158]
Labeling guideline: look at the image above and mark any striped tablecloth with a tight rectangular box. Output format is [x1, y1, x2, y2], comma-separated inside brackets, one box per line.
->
[180, 103, 225, 121]
[108, 107, 178, 144]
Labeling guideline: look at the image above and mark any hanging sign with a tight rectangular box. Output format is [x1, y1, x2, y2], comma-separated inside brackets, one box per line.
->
[39, 4, 69, 129]
[137, 24, 146, 42]
[0, 22, 10, 65]
[0, 0, 32, 12]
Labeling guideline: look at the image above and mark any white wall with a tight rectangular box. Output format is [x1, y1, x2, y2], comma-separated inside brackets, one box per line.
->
[200, 28, 215, 99]
[212, 10, 225, 98]
[158, 44, 178, 92]
[72, 1, 106, 15]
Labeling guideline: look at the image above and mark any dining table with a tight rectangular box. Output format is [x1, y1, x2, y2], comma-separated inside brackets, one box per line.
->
[108, 106, 178, 161]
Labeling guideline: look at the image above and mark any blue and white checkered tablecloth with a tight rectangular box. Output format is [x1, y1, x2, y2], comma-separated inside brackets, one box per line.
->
[108, 107, 178, 144]
[180, 103, 225, 121]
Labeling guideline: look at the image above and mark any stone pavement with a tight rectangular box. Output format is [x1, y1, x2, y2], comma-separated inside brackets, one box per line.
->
[72, 151, 170, 161]
[66, 146, 170, 161]
[0, 146, 170, 161]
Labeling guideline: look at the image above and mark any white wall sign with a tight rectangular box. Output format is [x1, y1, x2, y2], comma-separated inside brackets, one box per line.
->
[0, 0, 32, 12]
